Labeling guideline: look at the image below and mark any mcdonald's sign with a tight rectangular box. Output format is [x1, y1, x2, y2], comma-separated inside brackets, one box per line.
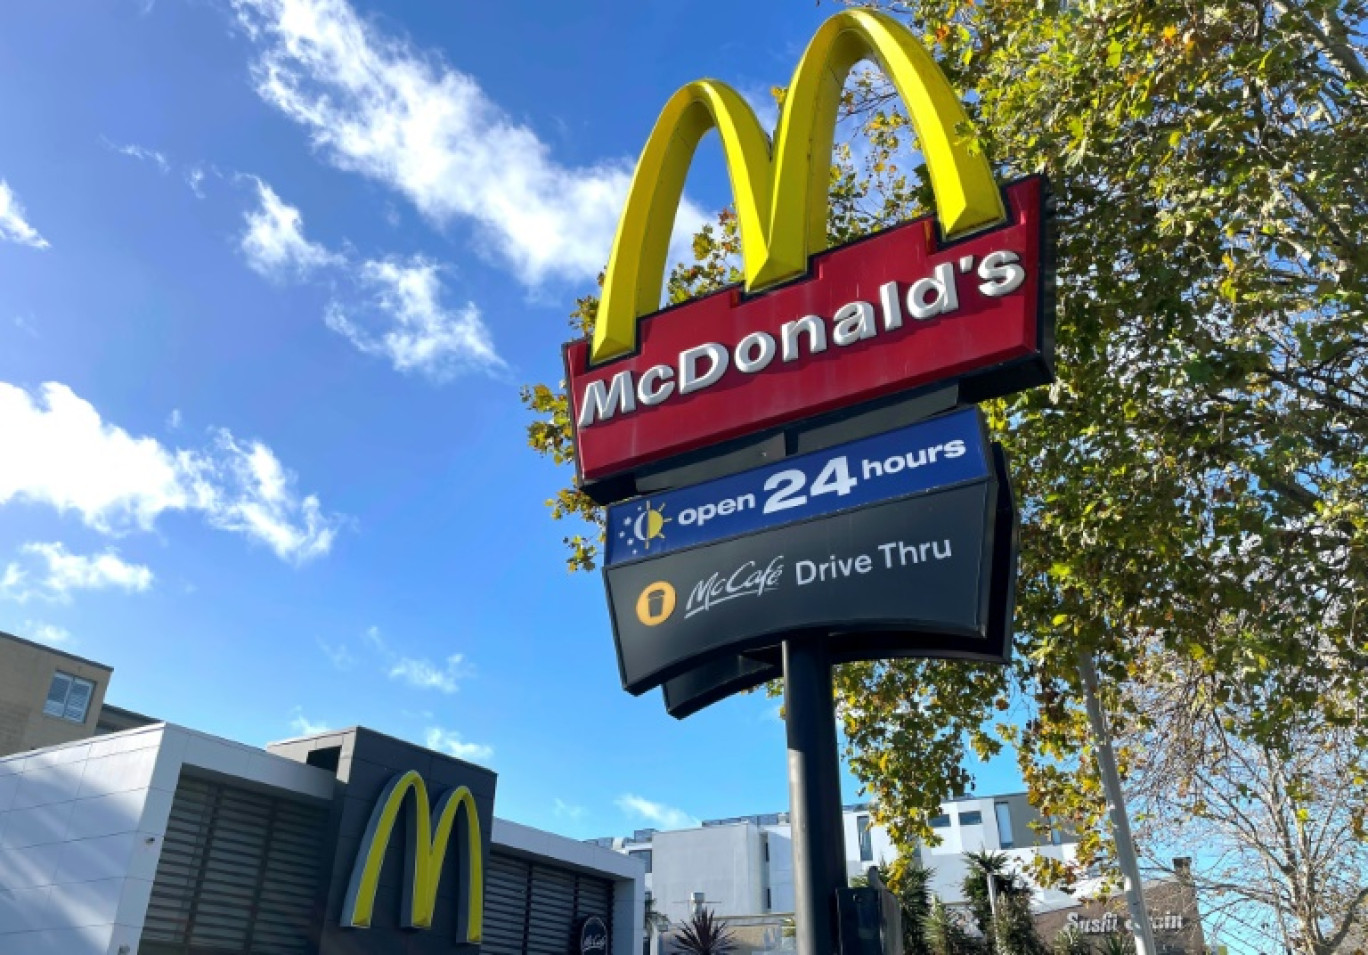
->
[341, 769, 485, 942]
[564, 10, 1053, 502]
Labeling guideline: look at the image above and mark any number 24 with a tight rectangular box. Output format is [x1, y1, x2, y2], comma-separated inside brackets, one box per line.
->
[762, 456, 857, 514]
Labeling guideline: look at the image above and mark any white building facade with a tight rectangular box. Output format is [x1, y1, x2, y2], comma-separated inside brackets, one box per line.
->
[594, 794, 1078, 930]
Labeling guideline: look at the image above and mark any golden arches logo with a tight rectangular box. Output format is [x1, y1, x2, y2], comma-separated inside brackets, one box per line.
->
[591, 9, 1006, 365]
[341, 769, 484, 941]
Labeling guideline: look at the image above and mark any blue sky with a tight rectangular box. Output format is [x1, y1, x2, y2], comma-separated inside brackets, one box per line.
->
[0, 0, 1023, 839]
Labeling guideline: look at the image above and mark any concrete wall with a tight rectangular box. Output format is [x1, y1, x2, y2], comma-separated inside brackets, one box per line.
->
[761, 827, 794, 914]
[915, 794, 1077, 906]
[0, 724, 333, 955]
[652, 824, 766, 922]
[838, 809, 899, 880]
[0, 632, 111, 758]
[620, 797, 1080, 921]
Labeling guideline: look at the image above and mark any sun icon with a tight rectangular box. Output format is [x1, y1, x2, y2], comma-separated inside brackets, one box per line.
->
[633, 502, 671, 550]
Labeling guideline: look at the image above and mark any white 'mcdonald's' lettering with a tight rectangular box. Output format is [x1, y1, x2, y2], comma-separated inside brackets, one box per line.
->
[575, 249, 1027, 428]
[578, 370, 636, 428]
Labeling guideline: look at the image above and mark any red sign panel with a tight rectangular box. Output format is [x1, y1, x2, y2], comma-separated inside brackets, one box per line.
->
[565, 176, 1052, 497]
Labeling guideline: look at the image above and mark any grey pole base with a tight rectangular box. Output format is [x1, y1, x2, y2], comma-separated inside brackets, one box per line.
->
[1079, 653, 1158, 955]
[784, 639, 848, 955]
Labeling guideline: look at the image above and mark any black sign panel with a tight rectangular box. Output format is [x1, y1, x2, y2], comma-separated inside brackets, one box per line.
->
[607, 468, 1010, 696]
[656, 446, 1017, 717]
[662, 653, 782, 719]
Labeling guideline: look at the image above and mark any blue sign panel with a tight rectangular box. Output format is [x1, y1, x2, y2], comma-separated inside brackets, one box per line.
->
[605, 408, 989, 567]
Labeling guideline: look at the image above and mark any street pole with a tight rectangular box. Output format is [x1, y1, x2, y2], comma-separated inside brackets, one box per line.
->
[784, 638, 848, 955]
[1078, 653, 1158, 955]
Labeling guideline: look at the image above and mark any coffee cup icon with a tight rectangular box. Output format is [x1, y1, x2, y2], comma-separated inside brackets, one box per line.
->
[635, 581, 676, 626]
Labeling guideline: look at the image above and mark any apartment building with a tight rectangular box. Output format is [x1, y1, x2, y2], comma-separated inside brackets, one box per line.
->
[592, 792, 1079, 930]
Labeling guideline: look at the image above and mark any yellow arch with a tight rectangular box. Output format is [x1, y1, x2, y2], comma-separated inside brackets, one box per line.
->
[592, 8, 1005, 364]
[341, 769, 484, 941]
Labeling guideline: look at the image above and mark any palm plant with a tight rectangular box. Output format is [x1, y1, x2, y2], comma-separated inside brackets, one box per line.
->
[895, 860, 936, 955]
[1052, 926, 1091, 955]
[962, 850, 1049, 955]
[1096, 933, 1134, 955]
[671, 907, 738, 955]
[925, 897, 985, 955]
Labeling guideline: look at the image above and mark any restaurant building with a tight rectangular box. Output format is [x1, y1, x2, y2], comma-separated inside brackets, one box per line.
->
[0, 722, 642, 955]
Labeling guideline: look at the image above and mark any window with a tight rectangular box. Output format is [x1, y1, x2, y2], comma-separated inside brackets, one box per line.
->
[857, 814, 873, 862]
[929, 814, 951, 829]
[43, 671, 95, 723]
[630, 849, 653, 874]
[765, 888, 772, 910]
[994, 801, 1015, 848]
[763, 838, 770, 862]
[958, 811, 983, 826]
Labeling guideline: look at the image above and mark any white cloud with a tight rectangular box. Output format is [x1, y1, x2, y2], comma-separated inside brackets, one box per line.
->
[362, 624, 386, 651]
[190, 430, 339, 563]
[1, 543, 153, 603]
[30, 542, 152, 594]
[288, 707, 329, 735]
[325, 257, 500, 378]
[553, 798, 586, 821]
[615, 794, 699, 830]
[0, 181, 50, 250]
[737, 84, 782, 138]
[342, 625, 472, 692]
[185, 167, 207, 199]
[21, 621, 71, 646]
[105, 140, 171, 175]
[239, 179, 501, 375]
[423, 727, 492, 762]
[317, 636, 355, 669]
[241, 178, 341, 278]
[389, 653, 470, 694]
[230, 0, 706, 286]
[0, 381, 341, 563]
[0, 563, 27, 601]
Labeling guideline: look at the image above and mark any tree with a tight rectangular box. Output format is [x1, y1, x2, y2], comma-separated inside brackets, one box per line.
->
[1127, 646, 1368, 955]
[523, 0, 1368, 936]
[830, 0, 1368, 860]
[671, 907, 738, 955]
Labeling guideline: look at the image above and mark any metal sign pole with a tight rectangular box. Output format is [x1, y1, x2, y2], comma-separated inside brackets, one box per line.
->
[784, 638, 848, 955]
[1078, 653, 1158, 955]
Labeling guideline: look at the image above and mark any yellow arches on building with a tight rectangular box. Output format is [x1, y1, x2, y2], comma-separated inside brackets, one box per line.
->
[340, 769, 485, 942]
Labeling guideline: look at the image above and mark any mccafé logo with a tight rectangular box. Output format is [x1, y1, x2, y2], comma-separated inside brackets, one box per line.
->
[579, 915, 610, 954]
[564, 9, 1053, 499]
[341, 770, 484, 942]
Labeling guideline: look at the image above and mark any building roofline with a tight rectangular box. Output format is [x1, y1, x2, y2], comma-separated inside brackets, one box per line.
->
[98, 703, 157, 722]
[0, 629, 112, 672]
